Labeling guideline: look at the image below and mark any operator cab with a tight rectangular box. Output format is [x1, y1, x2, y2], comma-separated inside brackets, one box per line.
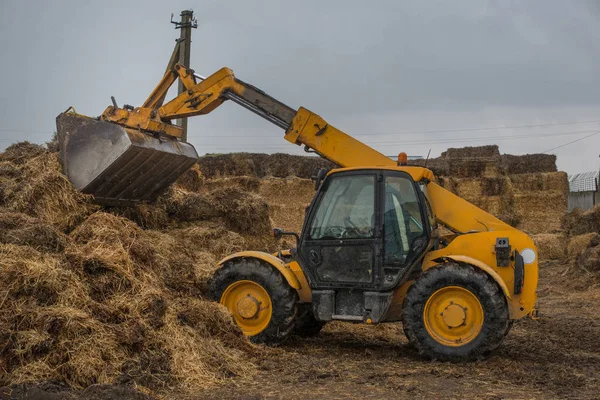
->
[296, 168, 436, 323]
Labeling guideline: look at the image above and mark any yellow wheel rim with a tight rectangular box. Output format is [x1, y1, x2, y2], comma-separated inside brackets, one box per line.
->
[423, 286, 484, 347]
[220, 280, 272, 336]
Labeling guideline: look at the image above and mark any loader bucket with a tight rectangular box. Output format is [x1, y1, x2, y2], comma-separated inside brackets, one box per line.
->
[56, 112, 199, 206]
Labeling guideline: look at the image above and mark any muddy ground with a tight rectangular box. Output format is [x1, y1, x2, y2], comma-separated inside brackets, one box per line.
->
[189, 260, 600, 400]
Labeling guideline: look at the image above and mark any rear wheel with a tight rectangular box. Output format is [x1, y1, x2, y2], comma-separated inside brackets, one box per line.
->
[209, 258, 297, 345]
[402, 263, 510, 361]
[294, 304, 326, 337]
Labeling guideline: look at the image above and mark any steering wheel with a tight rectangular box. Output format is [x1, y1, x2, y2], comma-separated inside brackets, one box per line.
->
[329, 226, 347, 238]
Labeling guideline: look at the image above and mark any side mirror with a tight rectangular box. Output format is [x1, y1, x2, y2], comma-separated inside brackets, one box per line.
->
[310, 168, 328, 190]
[272, 227, 300, 246]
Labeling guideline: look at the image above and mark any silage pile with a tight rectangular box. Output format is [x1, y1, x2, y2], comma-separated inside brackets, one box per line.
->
[0, 143, 276, 393]
[411, 145, 569, 260]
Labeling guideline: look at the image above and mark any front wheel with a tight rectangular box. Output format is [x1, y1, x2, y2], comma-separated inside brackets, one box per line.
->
[209, 258, 297, 345]
[294, 304, 326, 337]
[402, 263, 510, 361]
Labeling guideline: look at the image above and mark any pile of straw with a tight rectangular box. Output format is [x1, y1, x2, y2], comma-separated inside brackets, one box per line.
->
[0, 143, 271, 395]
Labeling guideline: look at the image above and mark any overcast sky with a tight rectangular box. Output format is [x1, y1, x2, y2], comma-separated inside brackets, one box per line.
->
[1, 0, 600, 174]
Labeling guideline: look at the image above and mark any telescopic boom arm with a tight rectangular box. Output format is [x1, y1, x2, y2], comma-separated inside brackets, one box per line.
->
[101, 63, 513, 234]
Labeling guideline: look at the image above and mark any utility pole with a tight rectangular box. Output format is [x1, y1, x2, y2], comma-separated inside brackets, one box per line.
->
[171, 10, 197, 141]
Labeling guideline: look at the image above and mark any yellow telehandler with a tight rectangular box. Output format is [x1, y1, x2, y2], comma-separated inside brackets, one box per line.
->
[56, 62, 538, 361]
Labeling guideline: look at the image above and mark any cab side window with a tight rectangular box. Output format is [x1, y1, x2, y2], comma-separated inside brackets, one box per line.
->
[384, 176, 424, 266]
[309, 175, 375, 240]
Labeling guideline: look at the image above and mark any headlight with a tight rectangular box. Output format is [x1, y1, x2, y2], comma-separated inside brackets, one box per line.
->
[521, 248, 536, 264]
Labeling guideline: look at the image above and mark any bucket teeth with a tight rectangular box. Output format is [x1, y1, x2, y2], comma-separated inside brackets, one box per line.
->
[56, 112, 199, 206]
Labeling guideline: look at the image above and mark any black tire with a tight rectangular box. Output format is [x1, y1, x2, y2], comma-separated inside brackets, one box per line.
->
[294, 304, 326, 337]
[402, 262, 510, 362]
[209, 258, 297, 345]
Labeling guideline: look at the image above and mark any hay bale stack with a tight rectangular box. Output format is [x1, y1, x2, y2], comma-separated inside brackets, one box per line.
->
[509, 172, 568, 193]
[198, 153, 333, 179]
[513, 192, 567, 233]
[500, 153, 557, 174]
[532, 233, 566, 260]
[412, 145, 502, 178]
[410, 146, 567, 234]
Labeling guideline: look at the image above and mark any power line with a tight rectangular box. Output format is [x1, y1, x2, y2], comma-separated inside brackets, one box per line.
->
[542, 131, 600, 154]
[194, 129, 600, 150]
[188, 119, 600, 139]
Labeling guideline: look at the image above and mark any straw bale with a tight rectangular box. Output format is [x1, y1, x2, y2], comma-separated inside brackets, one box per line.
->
[198, 153, 333, 179]
[481, 176, 511, 197]
[500, 153, 557, 174]
[436, 176, 456, 192]
[442, 145, 500, 159]
[513, 192, 566, 233]
[448, 159, 493, 178]
[454, 179, 482, 203]
[509, 172, 568, 193]
[568, 233, 598, 259]
[532, 233, 566, 260]
[0, 142, 47, 165]
[409, 158, 449, 176]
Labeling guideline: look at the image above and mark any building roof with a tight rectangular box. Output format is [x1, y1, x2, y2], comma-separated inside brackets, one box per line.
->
[568, 171, 598, 192]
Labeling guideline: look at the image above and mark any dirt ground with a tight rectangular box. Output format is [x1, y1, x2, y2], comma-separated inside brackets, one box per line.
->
[188, 260, 600, 400]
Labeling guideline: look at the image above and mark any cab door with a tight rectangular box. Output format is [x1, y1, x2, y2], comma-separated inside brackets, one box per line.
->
[298, 171, 382, 289]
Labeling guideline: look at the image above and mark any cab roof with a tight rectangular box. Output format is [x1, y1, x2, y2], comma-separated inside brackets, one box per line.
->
[328, 166, 435, 182]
